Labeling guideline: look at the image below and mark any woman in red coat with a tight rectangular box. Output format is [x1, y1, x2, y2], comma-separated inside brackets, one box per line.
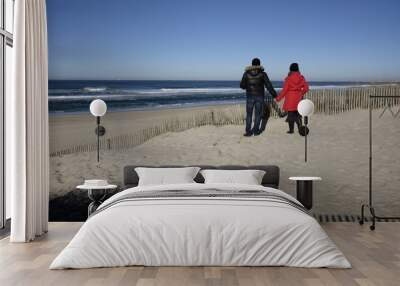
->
[276, 63, 309, 134]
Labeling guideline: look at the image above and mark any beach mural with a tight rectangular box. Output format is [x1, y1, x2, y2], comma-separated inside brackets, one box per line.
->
[47, 1, 400, 221]
[48, 81, 400, 221]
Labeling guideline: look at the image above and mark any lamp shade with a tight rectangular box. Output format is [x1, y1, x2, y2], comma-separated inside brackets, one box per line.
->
[90, 99, 107, 117]
[298, 99, 314, 116]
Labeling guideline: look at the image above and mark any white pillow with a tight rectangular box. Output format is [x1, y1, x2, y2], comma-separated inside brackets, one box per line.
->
[135, 167, 201, 186]
[200, 169, 266, 185]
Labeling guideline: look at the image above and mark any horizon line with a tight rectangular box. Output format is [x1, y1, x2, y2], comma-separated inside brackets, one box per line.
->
[48, 79, 400, 83]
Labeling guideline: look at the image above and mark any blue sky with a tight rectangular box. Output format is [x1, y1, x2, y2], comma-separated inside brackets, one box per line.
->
[47, 0, 400, 81]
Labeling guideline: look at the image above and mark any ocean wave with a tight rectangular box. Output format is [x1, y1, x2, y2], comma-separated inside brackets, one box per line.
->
[48, 83, 379, 101]
[48, 93, 245, 102]
[127, 87, 244, 96]
[159, 87, 242, 93]
[308, 84, 360, 89]
[82, 87, 108, 92]
[49, 94, 146, 101]
[49, 87, 246, 100]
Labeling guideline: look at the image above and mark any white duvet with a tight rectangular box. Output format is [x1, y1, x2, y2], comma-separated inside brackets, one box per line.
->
[50, 183, 351, 269]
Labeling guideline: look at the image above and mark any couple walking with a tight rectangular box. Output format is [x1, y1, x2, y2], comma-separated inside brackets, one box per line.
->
[240, 58, 309, 136]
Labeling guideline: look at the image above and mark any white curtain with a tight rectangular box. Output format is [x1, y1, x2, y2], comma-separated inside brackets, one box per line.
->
[8, 0, 49, 242]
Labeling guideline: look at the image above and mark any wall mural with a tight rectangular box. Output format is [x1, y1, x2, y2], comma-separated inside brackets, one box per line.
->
[48, 79, 400, 221]
[47, 1, 400, 222]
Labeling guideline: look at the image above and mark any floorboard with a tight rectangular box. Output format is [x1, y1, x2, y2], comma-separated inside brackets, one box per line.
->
[0, 222, 399, 286]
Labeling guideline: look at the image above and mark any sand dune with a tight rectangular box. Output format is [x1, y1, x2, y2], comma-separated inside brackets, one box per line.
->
[49, 104, 246, 152]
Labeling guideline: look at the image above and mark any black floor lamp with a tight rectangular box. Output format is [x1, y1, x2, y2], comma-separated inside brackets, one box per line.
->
[298, 99, 314, 162]
[90, 99, 107, 162]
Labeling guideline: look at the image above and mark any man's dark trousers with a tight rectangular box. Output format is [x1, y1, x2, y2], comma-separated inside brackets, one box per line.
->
[246, 95, 264, 134]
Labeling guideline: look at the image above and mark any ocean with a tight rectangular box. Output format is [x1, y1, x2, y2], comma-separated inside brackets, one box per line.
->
[49, 80, 371, 115]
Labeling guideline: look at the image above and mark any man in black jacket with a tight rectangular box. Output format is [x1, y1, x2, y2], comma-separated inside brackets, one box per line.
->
[240, 58, 279, 136]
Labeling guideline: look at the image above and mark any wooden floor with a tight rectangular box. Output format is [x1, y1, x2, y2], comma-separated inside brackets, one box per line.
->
[0, 222, 399, 286]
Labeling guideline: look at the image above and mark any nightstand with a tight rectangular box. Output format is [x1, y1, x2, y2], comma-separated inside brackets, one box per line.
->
[289, 177, 322, 210]
[77, 184, 118, 217]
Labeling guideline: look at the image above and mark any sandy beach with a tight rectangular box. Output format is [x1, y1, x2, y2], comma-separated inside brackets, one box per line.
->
[50, 105, 400, 217]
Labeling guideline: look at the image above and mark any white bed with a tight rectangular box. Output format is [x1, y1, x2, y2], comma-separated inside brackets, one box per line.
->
[50, 183, 351, 269]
